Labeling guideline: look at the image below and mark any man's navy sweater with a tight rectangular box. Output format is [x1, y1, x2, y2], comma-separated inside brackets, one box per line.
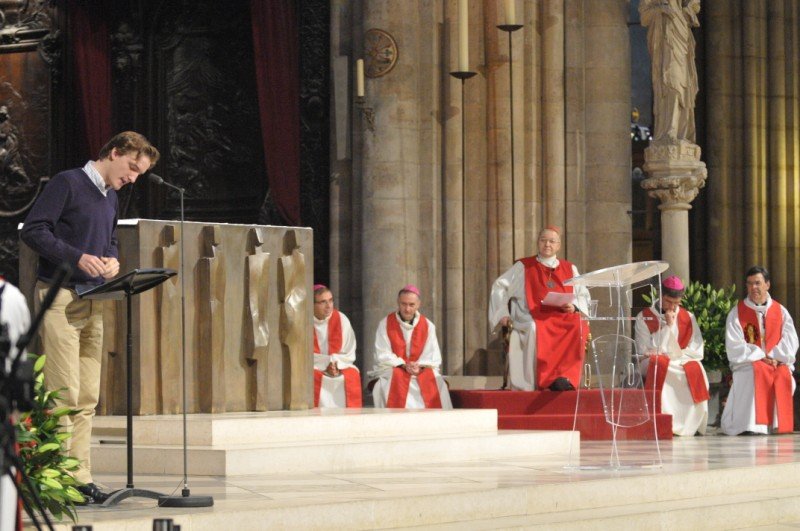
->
[21, 167, 119, 286]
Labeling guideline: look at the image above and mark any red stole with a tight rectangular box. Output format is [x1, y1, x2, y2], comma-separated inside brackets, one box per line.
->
[385, 313, 442, 408]
[313, 310, 362, 407]
[314, 309, 343, 354]
[643, 307, 709, 403]
[520, 257, 588, 389]
[738, 300, 793, 433]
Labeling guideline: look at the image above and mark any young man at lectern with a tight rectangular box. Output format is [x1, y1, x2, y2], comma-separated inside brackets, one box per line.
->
[489, 226, 590, 391]
[21, 131, 159, 504]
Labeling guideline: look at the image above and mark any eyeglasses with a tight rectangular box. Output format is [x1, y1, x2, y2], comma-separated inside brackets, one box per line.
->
[538, 238, 560, 244]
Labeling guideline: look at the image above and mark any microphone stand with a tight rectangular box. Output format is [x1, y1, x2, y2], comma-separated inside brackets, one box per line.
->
[149, 174, 213, 508]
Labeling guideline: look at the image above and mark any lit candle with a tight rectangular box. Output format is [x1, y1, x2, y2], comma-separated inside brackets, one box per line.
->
[458, 0, 469, 71]
[505, 0, 516, 25]
[356, 58, 365, 98]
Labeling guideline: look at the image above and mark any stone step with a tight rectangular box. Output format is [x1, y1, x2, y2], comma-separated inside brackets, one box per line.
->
[63, 460, 800, 530]
[92, 408, 499, 446]
[91, 429, 577, 476]
[499, 412, 673, 440]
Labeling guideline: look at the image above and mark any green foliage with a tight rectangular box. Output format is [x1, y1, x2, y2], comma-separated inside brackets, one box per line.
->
[14, 355, 84, 522]
[644, 282, 737, 373]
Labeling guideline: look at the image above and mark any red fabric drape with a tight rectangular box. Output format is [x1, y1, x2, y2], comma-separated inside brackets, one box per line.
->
[70, 0, 113, 160]
[250, 0, 301, 225]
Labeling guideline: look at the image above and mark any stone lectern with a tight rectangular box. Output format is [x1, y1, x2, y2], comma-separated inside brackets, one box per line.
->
[19, 219, 313, 415]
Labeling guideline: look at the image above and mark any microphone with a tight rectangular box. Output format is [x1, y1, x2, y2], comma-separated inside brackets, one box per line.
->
[148, 172, 185, 193]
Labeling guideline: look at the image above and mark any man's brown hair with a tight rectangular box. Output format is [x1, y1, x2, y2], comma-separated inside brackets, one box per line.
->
[98, 131, 160, 167]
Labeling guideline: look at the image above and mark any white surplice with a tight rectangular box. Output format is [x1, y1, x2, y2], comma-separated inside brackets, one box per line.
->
[488, 256, 590, 390]
[369, 312, 452, 409]
[314, 311, 359, 408]
[721, 295, 798, 435]
[635, 305, 709, 436]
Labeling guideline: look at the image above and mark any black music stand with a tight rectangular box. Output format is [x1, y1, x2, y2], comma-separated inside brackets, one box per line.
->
[78, 268, 176, 507]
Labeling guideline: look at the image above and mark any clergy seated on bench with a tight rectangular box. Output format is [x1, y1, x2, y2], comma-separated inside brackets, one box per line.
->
[488, 226, 590, 391]
[313, 284, 362, 408]
[721, 266, 798, 435]
[635, 275, 709, 436]
[369, 284, 452, 409]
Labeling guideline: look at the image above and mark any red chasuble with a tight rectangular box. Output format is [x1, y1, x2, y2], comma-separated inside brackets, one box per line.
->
[520, 256, 589, 389]
[385, 313, 442, 408]
[737, 300, 793, 433]
[642, 307, 709, 403]
[313, 309, 362, 407]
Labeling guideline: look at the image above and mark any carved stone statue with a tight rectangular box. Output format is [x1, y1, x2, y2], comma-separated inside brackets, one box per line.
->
[156, 225, 182, 413]
[639, 0, 700, 143]
[245, 228, 270, 411]
[279, 230, 310, 410]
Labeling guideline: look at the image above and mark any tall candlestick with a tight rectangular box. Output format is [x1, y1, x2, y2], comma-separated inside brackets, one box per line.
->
[356, 58, 365, 97]
[458, 0, 469, 71]
[504, 0, 516, 25]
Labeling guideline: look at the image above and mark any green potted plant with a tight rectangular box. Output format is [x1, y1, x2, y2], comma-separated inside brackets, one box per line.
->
[15, 354, 84, 522]
[679, 281, 738, 378]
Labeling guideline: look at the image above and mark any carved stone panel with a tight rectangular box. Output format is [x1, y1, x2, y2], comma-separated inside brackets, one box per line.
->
[279, 230, 311, 411]
[155, 224, 182, 413]
[0, 0, 58, 284]
[150, 2, 265, 222]
[245, 227, 270, 411]
[197, 225, 226, 413]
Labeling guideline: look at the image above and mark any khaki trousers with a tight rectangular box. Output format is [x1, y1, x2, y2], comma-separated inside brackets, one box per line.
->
[36, 281, 104, 484]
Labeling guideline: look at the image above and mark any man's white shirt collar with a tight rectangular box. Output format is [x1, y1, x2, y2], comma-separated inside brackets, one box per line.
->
[536, 255, 559, 268]
[314, 313, 332, 325]
[745, 294, 772, 312]
[396, 311, 419, 328]
[82, 160, 109, 196]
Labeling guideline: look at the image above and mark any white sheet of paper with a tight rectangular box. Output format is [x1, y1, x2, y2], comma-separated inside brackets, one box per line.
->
[541, 292, 576, 307]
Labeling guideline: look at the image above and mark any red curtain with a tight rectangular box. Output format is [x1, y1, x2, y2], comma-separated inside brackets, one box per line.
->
[250, 0, 302, 225]
[69, 0, 113, 160]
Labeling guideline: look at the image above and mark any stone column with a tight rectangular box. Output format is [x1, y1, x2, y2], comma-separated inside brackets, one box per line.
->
[641, 141, 707, 281]
[357, 1, 431, 377]
[640, 0, 706, 283]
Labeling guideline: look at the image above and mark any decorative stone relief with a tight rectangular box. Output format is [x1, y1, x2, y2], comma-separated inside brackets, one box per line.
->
[155, 224, 182, 413]
[245, 227, 270, 411]
[279, 230, 309, 410]
[642, 138, 707, 209]
[197, 225, 226, 412]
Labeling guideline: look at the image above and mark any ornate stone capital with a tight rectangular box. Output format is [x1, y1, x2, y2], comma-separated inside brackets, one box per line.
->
[641, 138, 707, 209]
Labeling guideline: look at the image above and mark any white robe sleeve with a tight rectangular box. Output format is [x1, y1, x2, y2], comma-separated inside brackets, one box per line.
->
[725, 306, 766, 369]
[680, 312, 704, 363]
[489, 262, 524, 329]
[330, 312, 357, 369]
[634, 308, 703, 362]
[373, 316, 405, 369]
[634, 311, 656, 357]
[770, 306, 798, 366]
[571, 264, 591, 315]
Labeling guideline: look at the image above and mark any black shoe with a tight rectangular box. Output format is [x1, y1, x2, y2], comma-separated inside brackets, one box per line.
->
[548, 377, 575, 391]
[77, 483, 110, 504]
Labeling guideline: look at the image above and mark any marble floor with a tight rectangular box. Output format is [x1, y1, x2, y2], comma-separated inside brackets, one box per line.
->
[38, 430, 800, 530]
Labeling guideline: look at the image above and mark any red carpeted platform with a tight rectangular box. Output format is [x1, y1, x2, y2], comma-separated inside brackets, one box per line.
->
[450, 389, 673, 440]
